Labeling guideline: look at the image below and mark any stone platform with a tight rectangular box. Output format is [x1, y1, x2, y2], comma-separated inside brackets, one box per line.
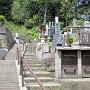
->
[58, 78, 90, 90]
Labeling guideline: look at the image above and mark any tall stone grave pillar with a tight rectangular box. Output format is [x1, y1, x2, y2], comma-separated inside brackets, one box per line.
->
[52, 17, 64, 48]
[15, 33, 19, 44]
[45, 24, 48, 36]
[73, 18, 77, 26]
[49, 22, 51, 29]
[39, 24, 46, 43]
[52, 22, 54, 26]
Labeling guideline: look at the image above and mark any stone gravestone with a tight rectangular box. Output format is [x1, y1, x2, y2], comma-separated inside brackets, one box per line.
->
[49, 26, 55, 41]
[71, 18, 77, 34]
[45, 24, 48, 36]
[39, 24, 46, 38]
[84, 21, 90, 32]
[39, 24, 46, 43]
[15, 33, 19, 44]
[51, 17, 64, 48]
[45, 22, 55, 41]
[73, 18, 77, 26]
[46, 25, 55, 42]
[80, 21, 90, 45]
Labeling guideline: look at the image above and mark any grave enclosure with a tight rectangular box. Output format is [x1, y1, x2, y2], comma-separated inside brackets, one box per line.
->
[55, 47, 90, 79]
[38, 17, 90, 79]
[55, 21, 90, 79]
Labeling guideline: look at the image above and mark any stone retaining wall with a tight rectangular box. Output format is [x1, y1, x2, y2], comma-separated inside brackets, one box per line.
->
[0, 27, 14, 49]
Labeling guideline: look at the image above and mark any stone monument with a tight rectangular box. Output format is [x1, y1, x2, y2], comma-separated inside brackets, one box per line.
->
[52, 17, 64, 48]
[79, 21, 90, 46]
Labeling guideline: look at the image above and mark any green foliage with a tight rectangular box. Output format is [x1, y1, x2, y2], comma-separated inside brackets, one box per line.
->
[1, 0, 90, 35]
[61, 27, 68, 34]
[0, 0, 13, 19]
[24, 19, 35, 29]
[11, 1, 21, 23]
[5, 22, 39, 41]
[66, 34, 75, 44]
[76, 19, 85, 26]
[12, 0, 29, 23]
[25, 27, 39, 40]
[0, 15, 5, 22]
[24, 15, 39, 29]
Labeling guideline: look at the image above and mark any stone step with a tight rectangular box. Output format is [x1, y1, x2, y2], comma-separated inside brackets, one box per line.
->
[24, 58, 37, 61]
[23, 64, 42, 67]
[24, 55, 36, 58]
[25, 52, 36, 55]
[25, 82, 61, 90]
[0, 44, 21, 90]
[25, 49, 36, 52]
[0, 81, 19, 88]
[0, 63, 14, 67]
[24, 66, 45, 71]
[24, 44, 61, 90]
[26, 46, 36, 48]
[0, 77, 18, 81]
[25, 51, 36, 53]
[0, 60, 11, 62]
[24, 71, 50, 77]
[0, 87, 19, 90]
[24, 60, 40, 64]
[0, 82, 18, 86]
[24, 53, 36, 56]
[24, 55, 36, 57]
[26, 45, 36, 48]
[24, 77, 54, 82]
[0, 64, 15, 67]
[25, 48, 35, 50]
[24, 52, 36, 54]
[26, 49, 36, 51]
[24, 57, 36, 60]
[0, 62, 15, 64]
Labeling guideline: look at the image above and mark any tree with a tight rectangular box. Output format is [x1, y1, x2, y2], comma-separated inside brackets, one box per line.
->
[38, 0, 61, 24]
[0, 0, 13, 20]
[11, 0, 90, 26]
[12, 0, 29, 24]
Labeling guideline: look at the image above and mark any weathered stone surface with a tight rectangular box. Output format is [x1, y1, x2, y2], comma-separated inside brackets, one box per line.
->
[58, 79, 90, 90]
[0, 44, 21, 90]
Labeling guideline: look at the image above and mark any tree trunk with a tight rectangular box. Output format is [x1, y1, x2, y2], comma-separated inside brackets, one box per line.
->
[43, 0, 47, 24]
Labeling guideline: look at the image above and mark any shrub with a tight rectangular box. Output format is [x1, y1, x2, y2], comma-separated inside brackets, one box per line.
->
[76, 19, 85, 26]
[24, 19, 35, 29]
[61, 27, 68, 34]
[66, 34, 74, 44]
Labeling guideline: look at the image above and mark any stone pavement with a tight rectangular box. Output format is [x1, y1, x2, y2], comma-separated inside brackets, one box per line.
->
[0, 44, 20, 90]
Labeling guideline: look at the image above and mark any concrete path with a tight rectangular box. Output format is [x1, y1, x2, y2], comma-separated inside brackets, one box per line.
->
[0, 44, 20, 90]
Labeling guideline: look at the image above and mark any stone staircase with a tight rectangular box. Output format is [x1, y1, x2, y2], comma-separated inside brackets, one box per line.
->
[0, 44, 20, 90]
[23, 43, 62, 90]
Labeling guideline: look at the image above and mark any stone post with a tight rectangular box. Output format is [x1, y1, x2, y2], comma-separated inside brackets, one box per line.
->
[77, 50, 82, 78]
[73, 18, 77, 26]
[55, 49, 62, 79]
